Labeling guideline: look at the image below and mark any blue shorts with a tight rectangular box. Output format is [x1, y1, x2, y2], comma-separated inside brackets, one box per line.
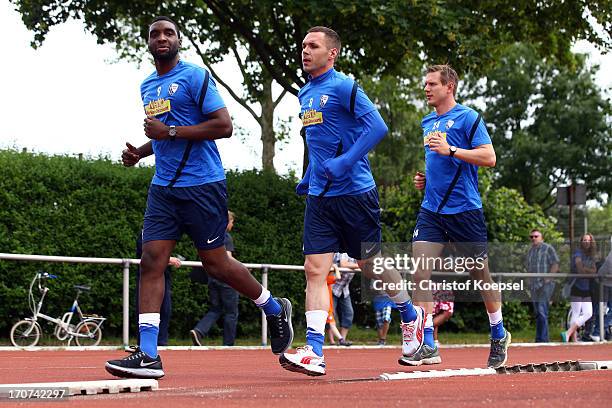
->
[143, 181, 228, 250]
[303, 188, 381, 260]
[413, 207, 488, 258]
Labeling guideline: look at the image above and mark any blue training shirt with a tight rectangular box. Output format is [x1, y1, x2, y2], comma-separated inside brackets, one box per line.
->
[299, 68, 378, 196]
[141, 60, 226, 187]
[421, 103, 492, 214]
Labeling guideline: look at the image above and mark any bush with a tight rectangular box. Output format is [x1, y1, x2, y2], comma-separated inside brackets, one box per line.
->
[0, 150, 305, 339]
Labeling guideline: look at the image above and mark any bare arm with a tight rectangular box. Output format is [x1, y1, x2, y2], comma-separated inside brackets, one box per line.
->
[339, 259, 359, 269]
[175, 108, 233, 141]
[121, 141, 153, 167]
[135, 141, 154, 158]
[452, 144, 496, 167]
[550, 263, 559, 274]
[428, 133, 496, 167]
[144, 107, 233, 142]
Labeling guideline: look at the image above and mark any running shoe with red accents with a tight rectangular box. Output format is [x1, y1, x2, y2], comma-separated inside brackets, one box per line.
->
[400, 306, 425, 358]
[279, 345, 326, 376]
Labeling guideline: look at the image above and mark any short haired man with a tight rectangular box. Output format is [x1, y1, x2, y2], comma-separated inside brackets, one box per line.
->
[105, 16, 293, 379]
[526, 229, 559, 342]
[280, 27, 424, 376]
[408, 65, 510, 368]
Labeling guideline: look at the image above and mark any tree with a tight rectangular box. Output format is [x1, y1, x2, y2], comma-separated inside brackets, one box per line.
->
[361, 61, 428, 187]
[12, 1, 612, 168]
[587, 204, 612, 239]
[465, 43, 612, 208]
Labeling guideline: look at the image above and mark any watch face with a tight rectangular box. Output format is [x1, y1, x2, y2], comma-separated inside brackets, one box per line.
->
[169, 127, 177, 137]
[450, 146, 457, 152]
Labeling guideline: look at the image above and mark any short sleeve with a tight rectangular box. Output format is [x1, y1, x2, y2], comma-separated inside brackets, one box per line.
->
[190, 68, 226, 115]
[468, 111, 492, 148]
[549, 246, 560, 265]
[338, 79, 376, 119]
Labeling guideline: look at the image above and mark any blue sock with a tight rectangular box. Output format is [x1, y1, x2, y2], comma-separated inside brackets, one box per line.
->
[424, 327, 435, 347]
[491, 320, 505, 340]
[306, 328, 325, 357]
[396, 300, 417, 323]
[139, 323, 159, 358]
[259, 296, 282, 316]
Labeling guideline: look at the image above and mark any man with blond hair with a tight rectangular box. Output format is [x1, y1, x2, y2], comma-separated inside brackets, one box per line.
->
[408, 65, 510, 368]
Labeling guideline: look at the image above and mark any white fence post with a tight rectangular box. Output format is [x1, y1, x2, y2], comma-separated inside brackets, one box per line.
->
[122, 260, 130, 348]
[261, 266, 268, 346]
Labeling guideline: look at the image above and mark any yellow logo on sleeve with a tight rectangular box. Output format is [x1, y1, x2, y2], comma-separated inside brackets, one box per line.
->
[423, 130, 447, 146]
[145, 98, 171, 116]
[302, 109, 323, 127]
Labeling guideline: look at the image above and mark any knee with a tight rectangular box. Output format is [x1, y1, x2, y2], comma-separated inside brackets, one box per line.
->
[140, 251, 166, 276]
[203, 258, 235, 281]
[304, 259, 330, 282]
[413, 268, 431, 283]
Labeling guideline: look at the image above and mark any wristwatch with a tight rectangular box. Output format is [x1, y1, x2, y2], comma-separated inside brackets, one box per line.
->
[168, 125, 177, 141]
[449, 145, 457, 157]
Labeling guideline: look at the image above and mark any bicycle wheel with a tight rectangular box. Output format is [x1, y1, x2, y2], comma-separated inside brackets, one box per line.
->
[10, 320, 41, 348]
[74, 321, 102, 346]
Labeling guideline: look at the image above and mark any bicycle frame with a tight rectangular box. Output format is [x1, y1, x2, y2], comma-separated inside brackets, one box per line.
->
[25, 273, 106, 339]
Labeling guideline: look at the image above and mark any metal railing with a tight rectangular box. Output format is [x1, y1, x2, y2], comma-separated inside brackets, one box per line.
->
[1, 252, 608, 346]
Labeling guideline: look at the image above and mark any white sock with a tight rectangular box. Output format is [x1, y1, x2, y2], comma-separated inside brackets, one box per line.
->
[252, 287, 271, 306]
[487, 308, 503, 326]
[389, 290, 410, 304]
[305, 310, 328, 334]
[139, 313, 160, 326]
[425, 313, 434, 329]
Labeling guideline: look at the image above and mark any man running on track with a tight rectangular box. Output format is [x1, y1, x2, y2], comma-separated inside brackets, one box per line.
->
[105, 16, 293, 379]
[403, 64, 510, 368]
[279, 26, 424, 376]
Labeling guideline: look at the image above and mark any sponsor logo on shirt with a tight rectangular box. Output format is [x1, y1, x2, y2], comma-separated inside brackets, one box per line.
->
[423, 130, 447, 146]
[302, 109, 323, 126]
[145, 98, 171, 116]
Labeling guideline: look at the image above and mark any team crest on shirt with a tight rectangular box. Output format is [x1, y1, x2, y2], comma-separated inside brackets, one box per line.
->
[145, 98, 171, 116]
[320, 95, 329, 107]
[302, 109, 323, 126]
[168, 83, 179, 96]
[446, 120, 454, 129]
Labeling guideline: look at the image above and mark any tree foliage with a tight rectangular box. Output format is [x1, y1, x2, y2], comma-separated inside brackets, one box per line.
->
[13, 1, 612, 93]
[465, 43, 612, 207]
[12, 1, 611, 171]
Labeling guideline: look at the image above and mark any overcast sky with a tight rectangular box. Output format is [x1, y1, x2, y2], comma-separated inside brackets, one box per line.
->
[1, 1, 610, 176]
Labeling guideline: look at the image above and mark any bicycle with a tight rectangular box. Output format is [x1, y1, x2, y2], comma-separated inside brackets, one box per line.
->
[10, 271, 106, 348]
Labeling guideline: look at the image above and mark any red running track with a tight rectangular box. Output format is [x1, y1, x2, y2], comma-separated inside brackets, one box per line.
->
[0, 344, 611, 407]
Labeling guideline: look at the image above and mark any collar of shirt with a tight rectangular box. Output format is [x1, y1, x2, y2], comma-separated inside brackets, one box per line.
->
[308, 67, 335, 84]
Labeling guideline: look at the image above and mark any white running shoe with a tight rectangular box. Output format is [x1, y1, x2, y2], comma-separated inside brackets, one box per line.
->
[279, 345, 326, 376]
[401, 306, 425, 357]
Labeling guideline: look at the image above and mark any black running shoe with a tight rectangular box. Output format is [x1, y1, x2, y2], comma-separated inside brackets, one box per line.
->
[190, 329, 203, 346]
[105, 349, 164, 379]
[267, 297, 294, 354]
[487, 330, 511, 369]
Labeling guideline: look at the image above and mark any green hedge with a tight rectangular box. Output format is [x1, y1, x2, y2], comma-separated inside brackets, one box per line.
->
[0, 150, 306, 339]
[0, 150, 564, 340]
